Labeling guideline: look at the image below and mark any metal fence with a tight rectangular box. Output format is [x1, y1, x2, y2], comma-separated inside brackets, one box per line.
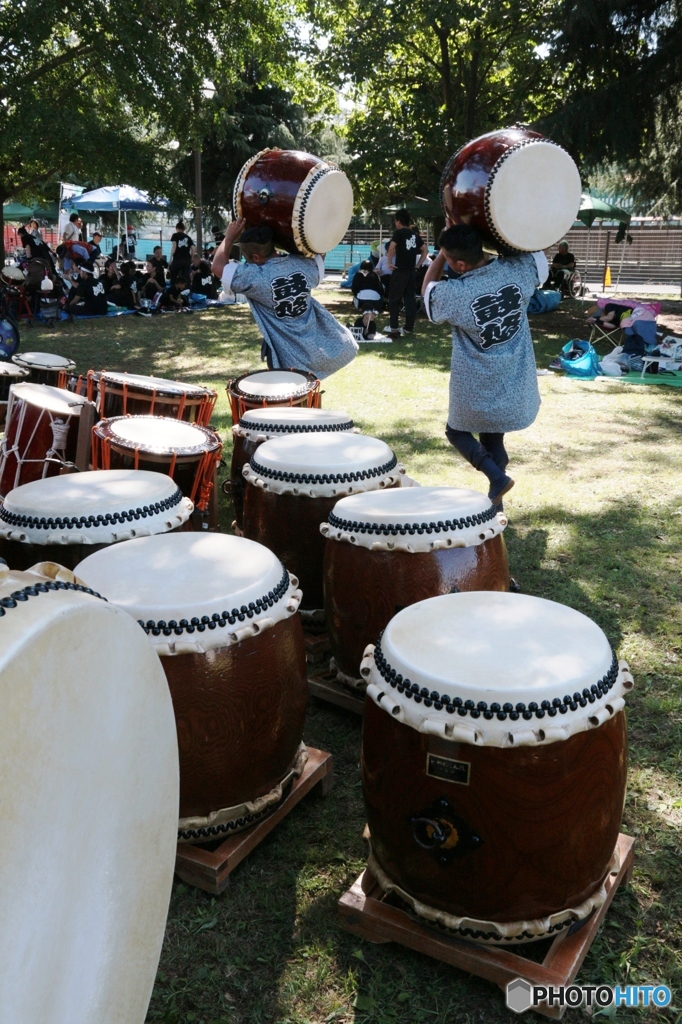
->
[551, 224, 682, 289]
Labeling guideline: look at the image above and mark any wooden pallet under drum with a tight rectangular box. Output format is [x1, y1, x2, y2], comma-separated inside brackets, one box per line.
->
[175, 746, 333, 894]
[308, 667, 365, 715]
[338, 833, 635, 1021]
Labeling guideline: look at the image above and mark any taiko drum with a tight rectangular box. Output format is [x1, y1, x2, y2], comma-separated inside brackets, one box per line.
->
[226, 368, 321, 425]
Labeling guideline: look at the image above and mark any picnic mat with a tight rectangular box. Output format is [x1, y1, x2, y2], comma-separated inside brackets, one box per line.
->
[560, 371, 682, 388]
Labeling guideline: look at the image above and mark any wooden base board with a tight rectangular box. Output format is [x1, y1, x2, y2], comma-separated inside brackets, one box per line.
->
[304, 631, 331, 666]
[308, 668, 365, 715]
[338, 833, 635, 1021]
[175, 746, 333, 894]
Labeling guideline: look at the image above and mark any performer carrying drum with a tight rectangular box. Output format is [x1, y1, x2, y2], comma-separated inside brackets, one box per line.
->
[212, 218, 358, 379]
[421, 224, 547, 507]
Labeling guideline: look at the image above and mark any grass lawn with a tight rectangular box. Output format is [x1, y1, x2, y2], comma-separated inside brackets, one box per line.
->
[20, 288, 682, 1023]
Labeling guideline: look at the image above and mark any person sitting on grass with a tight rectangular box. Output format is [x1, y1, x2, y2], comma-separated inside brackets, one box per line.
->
[354, 310, 377, 340]
[68, 266, 108, 316]
[190, 259, 219, 301]
[108, 260, 139, 309]
[158, 276, 189, 310]
[150, 246, 168, 286]
[140, 260, 164, 302]
[351, 259, 384, 311]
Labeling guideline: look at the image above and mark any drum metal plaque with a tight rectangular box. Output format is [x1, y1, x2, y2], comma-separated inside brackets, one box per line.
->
[426, 753, 470, 786]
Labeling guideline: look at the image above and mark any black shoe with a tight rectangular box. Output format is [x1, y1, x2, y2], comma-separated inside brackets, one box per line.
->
[489, 476, 514, 507]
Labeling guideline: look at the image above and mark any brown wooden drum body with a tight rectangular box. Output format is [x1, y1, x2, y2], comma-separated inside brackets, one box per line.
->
[0, 365, 29, 427]
[12, 352, 75, 386]
[97, 371, 217, 425]
[226, 368, 321, 425]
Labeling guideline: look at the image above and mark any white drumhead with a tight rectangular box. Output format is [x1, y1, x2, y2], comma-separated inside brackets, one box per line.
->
[13, 351, 76, 371]
[238, 407, 353, 435]
[362, 592, 632, 747]
[488, 141, 582, 251]
[9, 381, 89, 415]
[0, 363, 27, 378]
[299, 169, 354, 254]
[237, 370, 312, 398]
[101, 371, 207, 395]
[108, 416, 211, 450]
[2, 265, 25, 282]
[324, 486, 504, 551]
[0, 470, 193, 545]
[0, 564, 178, 1023]
[76, 532, 300, 654]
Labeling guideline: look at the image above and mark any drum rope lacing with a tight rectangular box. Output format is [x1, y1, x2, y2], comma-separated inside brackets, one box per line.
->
[239, 418, 353, 435]
[249, 452, 398, 485]
[372, 635, 620, 720]
[0, 487, 184, 530]
[327, 503, 497, 537]
[0, 580, 105, 616]
[179, 789, 289, 842]
[136, 565, 290, 637]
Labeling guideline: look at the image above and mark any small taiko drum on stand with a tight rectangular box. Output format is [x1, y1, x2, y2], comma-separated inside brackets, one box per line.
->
[0, 383, 90, 495]
[92, 415, 222, 512]
[233, 148, 354, 257]
[0, 560, 178, 1022]
[226, 368, 321, 425]
[93, 370, 218, 425]
[242, 433, 406, 616]
[230, 407, 355, 532]
[12, 351, 76, 386]
[361, 591, 633, 944]
[0, 363, 29, 426]
[321, 487, 509, 690]
[441, 125, 582, 253]
[0, 469, 193, 570]
[76, 532, 308, 842]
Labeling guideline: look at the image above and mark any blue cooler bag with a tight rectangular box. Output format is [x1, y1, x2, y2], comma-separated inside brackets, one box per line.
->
[559, 340, 601, 378]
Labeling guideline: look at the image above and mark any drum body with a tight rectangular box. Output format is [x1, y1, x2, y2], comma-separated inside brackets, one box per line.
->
[230, 407, 354, 531]
[226, 368, 321, 425]
[440, 126, 582, 253]
[361, 592, 633, 943]
[233, 148, 354, 257]
[92, 415, 222, 512]
[0, 470, 193, 570]
[96, 371, 217, 425]
[0, 364, 29, 426]
[242, 433, 405, 612]
[76, 533, 308, 841]
[12, 351, 76, 385]
[0, 383, 89, 495]
[0, 561, 178, 1023]
[322, 488, 509, 684]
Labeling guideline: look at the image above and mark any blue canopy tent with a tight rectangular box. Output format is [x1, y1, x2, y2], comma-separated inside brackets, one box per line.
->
[71, 185, 169, 261]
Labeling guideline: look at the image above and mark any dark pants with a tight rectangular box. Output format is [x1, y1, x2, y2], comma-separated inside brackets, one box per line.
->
[445, 426, 508, 487]
[169, 261, 190, 286]
[389, 269, 417, 332]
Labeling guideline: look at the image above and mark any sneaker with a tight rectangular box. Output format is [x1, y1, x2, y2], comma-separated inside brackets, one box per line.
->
[401, 328, 413, 335]
[488, 475, 515, 507]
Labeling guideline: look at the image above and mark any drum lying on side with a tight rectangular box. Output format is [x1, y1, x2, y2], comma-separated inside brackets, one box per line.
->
[226, 368, 321, 425]
[0, 363, 28, 426]
[0, 561, 178, 1023]
[361, 592, 633, 944]
[0, 469, 193, 570]
[441, 126, 581, 254]
[92, 415, 222, 512]
[231, 407, 355, 531]
[233, 147, 354, 257]
[76, 532, 308, 842]
[97, 371, 218, 425]
[321, 487, 509, 688]
[12, 351, 76, 385]
[242, 432, 406, 613]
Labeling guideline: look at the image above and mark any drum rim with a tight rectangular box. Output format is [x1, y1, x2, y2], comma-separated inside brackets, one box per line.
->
[12, 352, 76, 371]
[292, 163, 351, 258]
[327, 486, 497, 535]
[99, 370, 214, 399]
[7, 380, 89, 413]
[228, 367, 319, 401]
[249, 448, 397, 485]
[94, 414, 221, 455]
[238, 408, 353, 434]
[0, 365, 28, 377]
[0, 484, 185, 531]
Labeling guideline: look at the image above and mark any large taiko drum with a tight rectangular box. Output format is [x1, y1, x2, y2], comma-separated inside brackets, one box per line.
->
[226, 368, 321, 425]
[76, 532, 308, 841]
[0, 560, 178, 1022]
[441, 126, 582, 254]
[92, 415, 222, 512]
[230, 407, 355, 532]
[0, 470, 193, 571]
[0, 363, 29, 426]
[233, 148, 354, 257]
[321, 487, 510, 689]
[242, 433, 406, 615]
[12, 351, 76, 385]
[93, 370, 218, 425]
[0, 382, 90, 495]
[361, 592, 633, 944]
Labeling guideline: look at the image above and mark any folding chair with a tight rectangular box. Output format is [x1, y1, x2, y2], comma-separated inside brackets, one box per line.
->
[587, 298, 660, 350]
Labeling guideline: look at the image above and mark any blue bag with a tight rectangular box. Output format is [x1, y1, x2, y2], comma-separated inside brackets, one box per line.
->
[559, 340, 601, 378]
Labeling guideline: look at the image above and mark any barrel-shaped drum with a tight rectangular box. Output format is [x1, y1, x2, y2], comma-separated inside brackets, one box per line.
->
[243, 433, 406, 613]
[92, 415, 222, 512]
[95, 371, 217, 425]
[0, 383, 90, 495]
[0, 363, 28, 426]
[322, 487, 509, 687]
[361, 592, 633, 943]
[231, 407, 355, 531]
[12, 351, 76, 385]
[441, 126, 581, 253]
[0, 470, 193, 570]
[76, 533, 308, 841]
[227, 368, 321, 425]
[233, 147, 354, 257]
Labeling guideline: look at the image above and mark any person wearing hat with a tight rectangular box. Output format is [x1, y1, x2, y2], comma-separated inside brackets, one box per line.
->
[68, 265, 108, 315]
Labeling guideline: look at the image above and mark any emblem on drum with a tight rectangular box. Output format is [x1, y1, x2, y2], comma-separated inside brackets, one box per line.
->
[271, 272, 309, 319]
[470, 284, 523, 349]
[426, 752, 470, 785]
[410, 797, 483, 864]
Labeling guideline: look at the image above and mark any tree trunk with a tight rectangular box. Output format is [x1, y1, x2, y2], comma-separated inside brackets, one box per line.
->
[435, 25, 454, 125]
[0, 194, 5, 267]
[464, 25, 482, 139]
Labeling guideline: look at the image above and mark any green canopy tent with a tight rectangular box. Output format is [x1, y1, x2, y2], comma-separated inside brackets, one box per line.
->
[577, 195, 632, 290]
[2, 202, 35, 222]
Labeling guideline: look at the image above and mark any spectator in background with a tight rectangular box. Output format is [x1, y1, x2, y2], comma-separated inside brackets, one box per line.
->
[18, 227, 41, 260]
[351, 259, 384, 311]
[159, 274, 189, 310]
[546, 241, 576, 287]
[169, 221, 194, 284]
[190, 259, 219, 301]
[89, 231, 103, 261]
[120, 224, 137, 260]
[140, 260, 164, 302]
[375, 248, 393, 297]
[150, 246, 167, 286]
[62, 212, 82, 245]
[68, 265, 108, 316]
[28, 219, 43, 243]
[386, 209, 428, 337]
[102, 259, 120, 297]
[108, 260, 139, 309]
